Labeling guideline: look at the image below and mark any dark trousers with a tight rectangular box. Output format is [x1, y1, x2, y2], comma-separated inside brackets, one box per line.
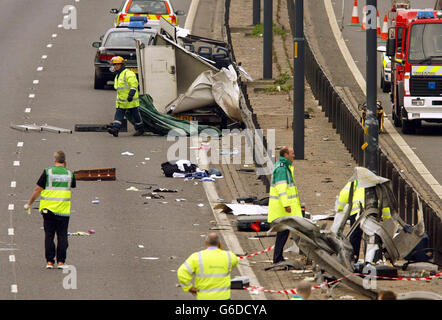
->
[42, 212, 70, 263]
[112, 107, 143, 130]
[273, 230, 290, 264]
[349, 214, 362, 262]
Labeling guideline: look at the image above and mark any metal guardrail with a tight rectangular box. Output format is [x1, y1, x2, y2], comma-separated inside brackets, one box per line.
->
[223, 0, 440, 265]
[224, 0, 272, 191]
[286, 0, 441, 265]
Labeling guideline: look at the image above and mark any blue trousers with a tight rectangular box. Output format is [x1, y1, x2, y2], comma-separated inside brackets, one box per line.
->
[112, 107, 144, 130]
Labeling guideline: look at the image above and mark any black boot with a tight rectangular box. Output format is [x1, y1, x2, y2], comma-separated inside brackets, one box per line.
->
[107, 126, 119, 137]
[133, 129, 144, 136]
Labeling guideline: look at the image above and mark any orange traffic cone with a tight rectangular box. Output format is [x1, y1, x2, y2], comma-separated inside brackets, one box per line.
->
[380, 14, 388, 41]
[349, 0, 360, 26]
[360, 6, 367, 31]
[377, 10, 381, 36]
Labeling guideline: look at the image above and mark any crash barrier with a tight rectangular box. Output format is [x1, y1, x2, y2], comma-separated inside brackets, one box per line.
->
[244, 272, 442, 295]
[285, 0, 442, 266]
[224, 0, 273, 191]
[239, 245, 275, 260]
[223, 0, 440, 264]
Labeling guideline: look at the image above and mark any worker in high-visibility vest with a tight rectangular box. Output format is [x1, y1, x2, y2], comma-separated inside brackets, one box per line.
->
[107, 56, 144, 137]
[334, 180, 391, 262]
[177, 232, 239, 300]
[290, 281, 312, 300]
[24, 151, 76, 269]
[268, 146, 303, 265]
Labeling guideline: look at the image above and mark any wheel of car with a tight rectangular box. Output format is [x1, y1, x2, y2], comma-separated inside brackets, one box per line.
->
[401, 119, 416, 134]
[94, 71, 105, 90]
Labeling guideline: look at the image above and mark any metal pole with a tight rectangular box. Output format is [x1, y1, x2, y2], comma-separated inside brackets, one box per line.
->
[253, 0, 261, 25]
[293, 0, 305, 160]
[365, 0, 379, 262]
[263, 0, 273, 80]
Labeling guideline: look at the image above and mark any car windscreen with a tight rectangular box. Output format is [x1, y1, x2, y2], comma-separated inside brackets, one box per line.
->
[127, 0, 169, 14]
[409, 23, 442, 63]
[104, 31, 152, 48]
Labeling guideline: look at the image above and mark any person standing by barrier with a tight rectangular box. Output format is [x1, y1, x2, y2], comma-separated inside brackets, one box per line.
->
[24, 151, 76, 269]
[268, 146, 303, 265]
[177, 233, 239, 300]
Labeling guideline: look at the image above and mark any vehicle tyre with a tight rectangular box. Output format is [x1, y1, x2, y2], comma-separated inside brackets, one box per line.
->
[94, 72, 105, 90]
[401, 119, 416, 134]
[382, 81, 391, 93]
[392, 109, 401, 127]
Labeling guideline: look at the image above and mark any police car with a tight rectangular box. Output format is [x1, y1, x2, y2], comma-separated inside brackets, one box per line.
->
[378, 46, 391, 93]
[110, 0, 184, 28]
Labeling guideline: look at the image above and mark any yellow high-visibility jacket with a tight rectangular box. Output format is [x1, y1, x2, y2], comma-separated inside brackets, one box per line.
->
[39, 166, 73, 216]
[336, 181, 391, 220]
[177, 247, 239, 300]
[268, 156, 302, 223]
[114, 68, 139, 109]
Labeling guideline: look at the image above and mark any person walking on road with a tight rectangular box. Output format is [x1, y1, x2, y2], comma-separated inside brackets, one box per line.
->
[24, 151, 76, 269]
[107, 56, 144, 137]
[268, 146, 303, 265]
[177, 232, 239, 300]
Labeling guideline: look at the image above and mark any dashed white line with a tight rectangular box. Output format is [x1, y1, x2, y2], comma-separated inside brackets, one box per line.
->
[8, 228, 14, 236]
[10, 181, 16, 188]
[46, 44, 53, 48]
[41, 55, 47, 60]
[29, 94, 35, 99]
[25, 108, 31, 113]
[8, 204, 14, 211]
[9, 255, 15, 262]
[10, 285, 17, 293]
[17, 142, 23, 147]
[13, 161, 20, 167]
[52, 34, 57, 38]
[33, 80, 39, 84]
[58, 24, 63, 28]
[37, 66, 43, 71]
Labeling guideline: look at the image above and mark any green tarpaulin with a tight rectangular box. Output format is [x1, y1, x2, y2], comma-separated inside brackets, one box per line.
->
[126, 94, 221, 136]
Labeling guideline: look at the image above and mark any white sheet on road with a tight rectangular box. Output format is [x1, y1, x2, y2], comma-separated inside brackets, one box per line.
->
[214, 203, 268, 216]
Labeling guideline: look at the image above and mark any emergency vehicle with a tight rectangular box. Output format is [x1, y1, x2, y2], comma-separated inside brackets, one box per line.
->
[386, 3, 442, 133]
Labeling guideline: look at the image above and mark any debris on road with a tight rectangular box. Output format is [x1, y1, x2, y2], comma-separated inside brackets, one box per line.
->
[74, 168, 116, 181]
[214, 203, 268, 216]
[153, 188, 178, 193]
[68, 232, 90, 236]
[126, 186, 140, 191]
[121, 151, 134, 156]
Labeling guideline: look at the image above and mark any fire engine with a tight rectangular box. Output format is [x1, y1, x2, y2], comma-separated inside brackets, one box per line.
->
[386, 2, 442, 133]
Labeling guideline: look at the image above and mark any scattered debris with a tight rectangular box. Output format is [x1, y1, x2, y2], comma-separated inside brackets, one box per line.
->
[121, 151, 134, 156]
[138, 245, 145, 248]
[175, 198, 186, 202]
[198, 203, 205, 207]
[74, 168, 116, 181]
[68, 232, 90, 236]
[321, 178, 333, 183]
[126, 186, 140, 191]
[214, 203, 268, 216]
[153, 188, 178, 193]
[144, 157, 151, 161]
[88, 229, 95, 234]
[141, 257, 159, 260]
[92, 200, 100, 204]
[339, 295, 356, 300]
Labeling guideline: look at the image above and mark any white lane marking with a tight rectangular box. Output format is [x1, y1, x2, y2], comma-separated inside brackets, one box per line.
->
[17, 142, 23, 147]
[324, 0, 442, 199]
[8, 228, 14, 236]
[184, 0, 200, 32]
[58, 24, 63, 28]
[33, 80, 39, 84]
[37, 66, 43, 71]
[11, 285, 17, 293]
[10, 181, 16, 188]
[193, 136, 266, 300]
[29, 94, 35, 98]
[47, 44, 53, 48]
[52, 34, 57, 38]
[25, 108, 31, 113]
[13, 161, 20, 166]
[8, 204, 14, 211]
[9, 255, 15, 262]
[42, 55, 47, 59]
